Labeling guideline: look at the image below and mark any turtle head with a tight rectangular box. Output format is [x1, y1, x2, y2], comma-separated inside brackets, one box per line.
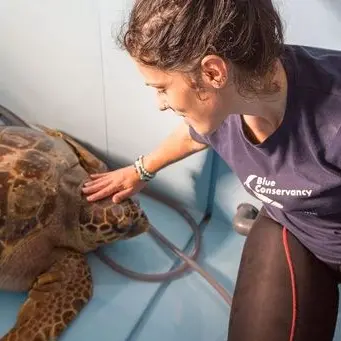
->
[78, 196, 150, 249]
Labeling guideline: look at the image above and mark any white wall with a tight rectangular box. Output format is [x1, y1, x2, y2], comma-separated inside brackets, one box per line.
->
[276, 0, 341, 49]
[0, 0, 107, 152]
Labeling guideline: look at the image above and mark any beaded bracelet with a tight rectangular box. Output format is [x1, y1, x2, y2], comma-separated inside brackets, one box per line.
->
[134, 155, 156, 181]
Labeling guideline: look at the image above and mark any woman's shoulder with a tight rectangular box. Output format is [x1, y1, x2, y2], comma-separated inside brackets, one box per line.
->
[281, 45, 341, 162]
[282, 44, 341, 98]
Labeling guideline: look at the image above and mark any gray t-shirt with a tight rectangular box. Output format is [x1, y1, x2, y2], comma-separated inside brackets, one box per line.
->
[190, 44, 341, 264]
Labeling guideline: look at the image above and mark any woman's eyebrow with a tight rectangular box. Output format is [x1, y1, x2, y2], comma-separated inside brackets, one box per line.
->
[145, 82, 166, 88]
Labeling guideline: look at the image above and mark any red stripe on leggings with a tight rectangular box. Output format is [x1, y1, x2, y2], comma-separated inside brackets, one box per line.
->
[282, 227, 297, 341]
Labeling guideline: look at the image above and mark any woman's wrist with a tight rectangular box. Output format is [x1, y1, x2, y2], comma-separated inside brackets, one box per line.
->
[133, 155, 156, 182]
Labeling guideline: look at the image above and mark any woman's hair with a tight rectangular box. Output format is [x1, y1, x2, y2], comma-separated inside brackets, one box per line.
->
[117, 0, 284, 95]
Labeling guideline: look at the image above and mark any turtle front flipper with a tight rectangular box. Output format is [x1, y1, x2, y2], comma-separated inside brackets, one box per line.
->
[34, 124, 108, 174]
[0, 249, 92, 341]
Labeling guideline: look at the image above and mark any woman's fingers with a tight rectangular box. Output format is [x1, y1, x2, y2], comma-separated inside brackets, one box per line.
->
[83, 173, 109, 186]
[90, 172, 110, 179]
[86, 185, 117, 202]
[84, 175, 111, 187]
[82, 178, 112, 194]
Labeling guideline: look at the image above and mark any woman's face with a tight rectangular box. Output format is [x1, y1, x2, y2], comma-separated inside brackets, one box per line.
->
[135, 57, 229, 136]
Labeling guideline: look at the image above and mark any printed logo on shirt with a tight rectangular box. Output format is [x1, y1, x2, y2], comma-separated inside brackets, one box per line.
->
[243, 175, 313, 209]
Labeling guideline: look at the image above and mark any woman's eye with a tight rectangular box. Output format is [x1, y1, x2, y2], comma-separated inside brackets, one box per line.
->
[158, 89, 166, 94]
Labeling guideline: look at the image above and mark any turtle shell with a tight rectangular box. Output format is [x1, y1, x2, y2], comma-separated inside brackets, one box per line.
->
[0, 126, 82, 242]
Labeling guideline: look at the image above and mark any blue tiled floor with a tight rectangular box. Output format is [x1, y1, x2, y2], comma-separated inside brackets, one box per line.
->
[132, 218, 245, 341]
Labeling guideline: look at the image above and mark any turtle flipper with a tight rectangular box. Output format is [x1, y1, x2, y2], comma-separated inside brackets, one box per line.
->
[0, 249, 92, 341]
[35, 124, 109, 174]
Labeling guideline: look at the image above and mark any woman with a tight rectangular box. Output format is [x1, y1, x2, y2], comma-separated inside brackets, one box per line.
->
[82, 0, 341, 340]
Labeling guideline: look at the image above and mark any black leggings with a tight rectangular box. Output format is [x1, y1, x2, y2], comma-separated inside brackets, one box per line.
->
[227, 208, 341, 341]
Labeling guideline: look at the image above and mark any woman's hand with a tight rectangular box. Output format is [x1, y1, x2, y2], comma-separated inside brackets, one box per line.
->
[82, 165, 147, 203]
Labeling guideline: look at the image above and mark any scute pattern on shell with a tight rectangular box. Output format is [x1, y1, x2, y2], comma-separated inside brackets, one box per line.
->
[0, 122, 151, 341]
[0, 126, 78, 242]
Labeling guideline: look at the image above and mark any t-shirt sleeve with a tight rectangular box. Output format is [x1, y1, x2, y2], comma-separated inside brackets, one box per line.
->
[188, 125, 209, 145]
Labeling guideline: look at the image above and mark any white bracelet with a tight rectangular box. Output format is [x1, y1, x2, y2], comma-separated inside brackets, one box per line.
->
[134, 155, 156, 181]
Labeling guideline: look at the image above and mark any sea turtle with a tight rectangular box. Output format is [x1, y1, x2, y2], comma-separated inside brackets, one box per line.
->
[0, 124, 150, 341]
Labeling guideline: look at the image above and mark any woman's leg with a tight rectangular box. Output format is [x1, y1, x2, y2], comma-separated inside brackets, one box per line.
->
[227, 209, 339, 341]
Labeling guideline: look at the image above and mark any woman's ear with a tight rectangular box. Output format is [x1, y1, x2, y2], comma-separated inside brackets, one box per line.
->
[200, 55, 229, 89]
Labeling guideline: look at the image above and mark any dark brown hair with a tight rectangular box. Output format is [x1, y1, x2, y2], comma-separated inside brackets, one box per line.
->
[117, 0, 284, 95]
